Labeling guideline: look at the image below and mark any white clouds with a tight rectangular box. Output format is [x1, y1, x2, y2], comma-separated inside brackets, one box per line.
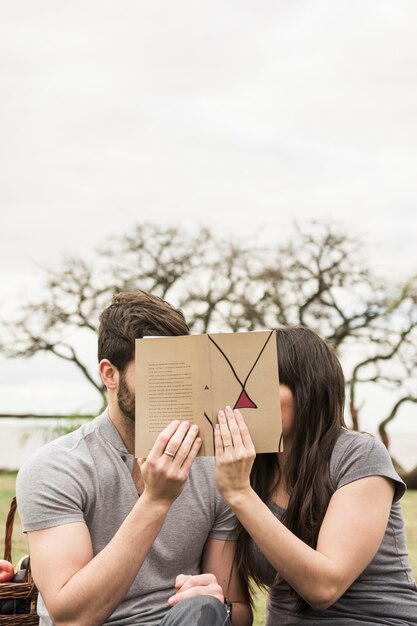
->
[0, 0, 416, 430]
[1, 1, 416, 255]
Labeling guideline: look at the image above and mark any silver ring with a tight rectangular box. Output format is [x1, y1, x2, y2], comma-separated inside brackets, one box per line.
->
[163, 450, 176, 458]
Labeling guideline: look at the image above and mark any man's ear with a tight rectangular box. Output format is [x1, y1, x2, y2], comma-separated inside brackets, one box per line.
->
[99, 359, 119, 390]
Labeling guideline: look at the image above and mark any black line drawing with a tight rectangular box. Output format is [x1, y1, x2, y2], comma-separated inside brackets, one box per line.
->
[208, 330, 274, 410]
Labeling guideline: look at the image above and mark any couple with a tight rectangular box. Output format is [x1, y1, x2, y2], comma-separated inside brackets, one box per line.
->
[17, 291, 417, 625]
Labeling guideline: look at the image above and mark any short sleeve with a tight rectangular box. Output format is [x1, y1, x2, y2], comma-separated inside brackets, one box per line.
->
[190, 458, 238, 541]
[16, 441, 87, 532]
[209, 493, 239, 541]
[330, 431, 406, 503]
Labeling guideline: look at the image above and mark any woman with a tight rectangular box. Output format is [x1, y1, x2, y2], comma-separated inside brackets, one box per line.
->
[215, 327, 417, 625]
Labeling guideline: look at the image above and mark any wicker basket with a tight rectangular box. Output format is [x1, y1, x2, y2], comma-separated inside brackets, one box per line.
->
[0, 497, 38, 625]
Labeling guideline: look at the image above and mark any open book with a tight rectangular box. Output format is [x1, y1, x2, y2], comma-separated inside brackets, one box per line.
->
[135, 330, 282, 457]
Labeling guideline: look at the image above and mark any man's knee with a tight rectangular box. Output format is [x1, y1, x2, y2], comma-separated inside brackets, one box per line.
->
[187, 595, 226, 623]
[160, 595, 228, 626]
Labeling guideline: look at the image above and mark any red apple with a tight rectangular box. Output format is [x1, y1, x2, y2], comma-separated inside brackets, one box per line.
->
[0, 559, 14, 583]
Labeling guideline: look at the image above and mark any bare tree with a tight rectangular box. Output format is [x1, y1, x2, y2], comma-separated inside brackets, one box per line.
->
[246, 222, 389, 343]
[0, 224, 210, 412]
[1, 221, 416, 484]
[0, 256, 109, 410]
[347, 281, 417, 486]
[179, 235, 263, 333]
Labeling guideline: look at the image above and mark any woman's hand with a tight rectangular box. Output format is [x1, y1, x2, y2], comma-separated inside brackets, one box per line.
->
[214, 406, 256, 503]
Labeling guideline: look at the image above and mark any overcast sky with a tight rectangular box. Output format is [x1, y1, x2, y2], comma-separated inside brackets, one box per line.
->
[1, 1, 416, 447]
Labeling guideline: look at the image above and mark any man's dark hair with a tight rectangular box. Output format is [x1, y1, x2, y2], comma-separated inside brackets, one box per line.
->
[98, 291, 189, 371]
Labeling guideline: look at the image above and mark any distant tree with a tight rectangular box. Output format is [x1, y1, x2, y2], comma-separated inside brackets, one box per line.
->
[0, 224, 210, 412]
[1, 221, 416, 485]
[347, 280, 417, 487]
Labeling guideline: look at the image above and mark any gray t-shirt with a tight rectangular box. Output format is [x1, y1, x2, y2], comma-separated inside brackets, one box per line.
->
[252, 429, 417, 625]
[16, 411, 237, 626]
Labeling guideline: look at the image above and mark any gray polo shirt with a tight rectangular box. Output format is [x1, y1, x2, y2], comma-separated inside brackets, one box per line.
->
[16, 411, 237, 626]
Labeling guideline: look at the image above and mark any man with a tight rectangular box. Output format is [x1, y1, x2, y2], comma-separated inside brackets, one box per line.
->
[16, 291, 252, 626]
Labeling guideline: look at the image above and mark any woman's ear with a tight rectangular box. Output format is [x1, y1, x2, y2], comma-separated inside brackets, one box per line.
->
[99, 359, 119, 390]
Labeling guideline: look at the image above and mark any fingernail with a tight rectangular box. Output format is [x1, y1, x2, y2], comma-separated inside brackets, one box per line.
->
[226, 405, 232, 411]
[218, 410, 225, 418]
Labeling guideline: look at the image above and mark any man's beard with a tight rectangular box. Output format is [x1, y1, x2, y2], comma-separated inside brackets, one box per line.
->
[117, 371, 135, 423]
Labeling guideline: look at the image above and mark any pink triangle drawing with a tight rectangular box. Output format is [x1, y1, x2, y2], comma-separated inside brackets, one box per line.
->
[234, 389, 257, 410]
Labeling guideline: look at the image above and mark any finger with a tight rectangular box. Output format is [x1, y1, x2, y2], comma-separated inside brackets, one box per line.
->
[225, 405, 244, 449]
[214, 424, 224, 458]
[168, 588, 200, 606]
[218, 409, 233, 449]
[234, 409, 255, 451]
[175, 574, 216, 592]
[173, 424, 199, 466]
[148, 420, 181, 460]
[168, 585, 222, 606]
[175, 574, 190, 589]
[162, 420, 192, 458]
[179, 436, 202, 473]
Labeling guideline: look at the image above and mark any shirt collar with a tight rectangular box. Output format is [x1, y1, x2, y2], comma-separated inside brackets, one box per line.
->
[96, 408, 131, 455]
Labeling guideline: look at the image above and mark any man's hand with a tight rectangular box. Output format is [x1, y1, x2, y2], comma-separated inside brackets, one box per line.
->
[140, 420, 201, 505]
[214, 407, 255, 503]
[167, 573, 224, 607]
[26, 421, 201, 626]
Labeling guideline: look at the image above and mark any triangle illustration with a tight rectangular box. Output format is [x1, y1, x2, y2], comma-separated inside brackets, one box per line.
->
[234, 389, 257, 410]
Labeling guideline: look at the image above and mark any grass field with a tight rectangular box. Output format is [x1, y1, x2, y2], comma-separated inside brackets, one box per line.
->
[1, 472, 415, 626]
[0, 472, 28, 562]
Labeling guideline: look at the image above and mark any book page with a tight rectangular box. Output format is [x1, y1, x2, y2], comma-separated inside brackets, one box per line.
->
[135, 330, 282, 457]
[207, 330, 282, 453]
[135, 335, 208, 457]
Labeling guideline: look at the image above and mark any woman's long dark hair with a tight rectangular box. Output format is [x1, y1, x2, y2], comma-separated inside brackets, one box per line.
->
[235, 326, 346, 612]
